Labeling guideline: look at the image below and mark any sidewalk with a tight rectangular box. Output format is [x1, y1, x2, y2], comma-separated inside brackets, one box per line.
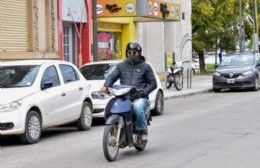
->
[162, 75, 213, 100]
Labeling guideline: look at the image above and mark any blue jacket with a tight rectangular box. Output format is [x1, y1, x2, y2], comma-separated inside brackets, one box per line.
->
[104, 56, 157, 96]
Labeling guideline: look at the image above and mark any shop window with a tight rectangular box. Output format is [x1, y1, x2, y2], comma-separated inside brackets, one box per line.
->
[97, 32, 122, 60]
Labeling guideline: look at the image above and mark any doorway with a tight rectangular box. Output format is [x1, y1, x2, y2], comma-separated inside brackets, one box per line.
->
[63, 24, 77, 65]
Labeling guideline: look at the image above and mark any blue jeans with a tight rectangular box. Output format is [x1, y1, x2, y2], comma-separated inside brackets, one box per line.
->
[132, 98, 148, 134]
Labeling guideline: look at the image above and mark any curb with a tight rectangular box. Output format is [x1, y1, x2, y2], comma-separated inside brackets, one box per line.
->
[164, 89, 213, 100]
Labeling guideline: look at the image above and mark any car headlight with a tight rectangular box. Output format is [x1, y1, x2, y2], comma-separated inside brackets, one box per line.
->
[214, 72, 221, 77]
[91, 91, 111, 99]
[0, 101, 22, 113]
[242, 71, 253, 76]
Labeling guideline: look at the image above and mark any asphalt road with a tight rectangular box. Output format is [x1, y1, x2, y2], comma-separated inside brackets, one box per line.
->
[1, 91, 260, 168]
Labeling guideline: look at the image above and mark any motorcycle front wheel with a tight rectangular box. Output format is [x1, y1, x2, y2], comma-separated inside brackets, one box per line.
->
[103, 124, 120, 162]
[174, 73, 183, 91]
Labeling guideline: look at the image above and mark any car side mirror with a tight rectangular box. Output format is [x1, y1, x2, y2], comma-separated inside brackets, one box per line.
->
[41, 81, 53, 90]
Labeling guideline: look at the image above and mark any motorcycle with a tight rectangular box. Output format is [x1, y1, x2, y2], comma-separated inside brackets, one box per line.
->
[166, 62, 184, 91]
[101, 85, 151, 162]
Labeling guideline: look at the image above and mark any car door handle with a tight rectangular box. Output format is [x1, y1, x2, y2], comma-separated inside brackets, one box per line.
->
[79, 87, 84, 91]
[61, 93, 66, 97]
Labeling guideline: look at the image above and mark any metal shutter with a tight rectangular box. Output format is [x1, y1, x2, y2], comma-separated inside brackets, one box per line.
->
[0, 0, 28, 52]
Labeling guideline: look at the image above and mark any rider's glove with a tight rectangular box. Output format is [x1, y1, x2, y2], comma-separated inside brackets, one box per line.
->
[132, 90, 147, 100]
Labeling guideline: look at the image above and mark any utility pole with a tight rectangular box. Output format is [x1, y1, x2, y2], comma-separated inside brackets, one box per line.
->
[253, 0, 259, 53]
[239, 0, 244, 52]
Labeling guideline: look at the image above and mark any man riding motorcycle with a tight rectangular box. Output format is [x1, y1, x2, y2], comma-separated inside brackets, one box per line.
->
[101, 42, 157, 140]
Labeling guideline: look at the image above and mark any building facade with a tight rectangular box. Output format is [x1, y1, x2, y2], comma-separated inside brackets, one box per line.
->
[0, 0, 59, 60]
[137, 0, 192, 72]
[0, 0, 93, 67]
[58, 0, 92, 67]
[95, 0, 190, 73]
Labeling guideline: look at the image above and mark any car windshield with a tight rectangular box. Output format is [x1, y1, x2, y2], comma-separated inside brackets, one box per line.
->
[220, 55, 255, 67]
[0, 65, 40, 88]
[80, 64, 116, 80]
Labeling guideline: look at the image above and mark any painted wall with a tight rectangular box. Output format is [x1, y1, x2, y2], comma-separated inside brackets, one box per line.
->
[137, 22, 165, 72]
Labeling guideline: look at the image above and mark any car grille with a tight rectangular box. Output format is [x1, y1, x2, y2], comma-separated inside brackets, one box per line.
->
[222, 73, 240, 78]
[0, 122, 14, 131]
[215, 81, 252, 86]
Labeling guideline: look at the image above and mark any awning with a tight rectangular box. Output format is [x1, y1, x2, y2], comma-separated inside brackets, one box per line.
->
[62, 0, 87, 23]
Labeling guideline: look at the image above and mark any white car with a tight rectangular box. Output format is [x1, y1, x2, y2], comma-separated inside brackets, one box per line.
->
[80, 60, 164, 118]
[0, 60, 93, 144]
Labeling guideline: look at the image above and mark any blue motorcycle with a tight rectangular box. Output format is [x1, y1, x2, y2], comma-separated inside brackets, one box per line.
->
[101, 85, 151, 162]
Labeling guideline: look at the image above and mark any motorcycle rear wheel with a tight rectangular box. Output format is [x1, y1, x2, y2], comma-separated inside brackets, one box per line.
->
[103, 124, 120, 162]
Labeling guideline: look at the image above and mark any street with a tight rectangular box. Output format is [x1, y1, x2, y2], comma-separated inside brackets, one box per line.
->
[1, 91, 260, 168]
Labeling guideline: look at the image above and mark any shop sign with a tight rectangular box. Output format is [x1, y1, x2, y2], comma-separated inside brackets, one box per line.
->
[97, 0, 181, 21]
[166, 3, 181, 21]
[146, 0, 181, 20]
[96, 0, 137, 17]
[146, 0, 162, 18]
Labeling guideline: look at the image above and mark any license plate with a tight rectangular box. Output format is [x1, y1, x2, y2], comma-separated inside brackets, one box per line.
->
[227, 79, 235, 84]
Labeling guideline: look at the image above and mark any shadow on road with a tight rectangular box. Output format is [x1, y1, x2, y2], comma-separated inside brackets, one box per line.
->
[0, 118, 106, 146]
[217, 89, 258, 93]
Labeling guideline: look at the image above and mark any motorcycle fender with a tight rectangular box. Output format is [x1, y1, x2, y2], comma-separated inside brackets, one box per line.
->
[105, 115, 124, 125]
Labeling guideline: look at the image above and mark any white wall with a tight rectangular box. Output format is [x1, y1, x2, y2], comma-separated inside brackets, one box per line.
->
[137, 22, 165, 72]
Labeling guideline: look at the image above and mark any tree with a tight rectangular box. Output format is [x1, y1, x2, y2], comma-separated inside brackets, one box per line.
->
[192, 0, 253, 72]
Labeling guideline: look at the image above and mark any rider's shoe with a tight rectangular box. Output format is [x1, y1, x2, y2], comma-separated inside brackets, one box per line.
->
[141, 133, 148, 141]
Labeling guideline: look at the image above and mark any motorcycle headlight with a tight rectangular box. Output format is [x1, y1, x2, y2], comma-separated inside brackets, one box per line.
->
[214, 72, 221, 77]
[0, 101, 22, 113]
[242, 71, 253, 76]
[91, 91, 110, 99]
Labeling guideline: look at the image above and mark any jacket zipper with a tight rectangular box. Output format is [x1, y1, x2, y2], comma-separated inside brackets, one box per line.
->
[129, 63, 134, 85]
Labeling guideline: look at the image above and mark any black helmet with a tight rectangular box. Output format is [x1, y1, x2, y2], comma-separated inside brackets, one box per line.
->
[126, 42, 142, 56]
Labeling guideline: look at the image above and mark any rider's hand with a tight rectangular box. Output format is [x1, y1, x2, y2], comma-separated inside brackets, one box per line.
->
[132, 90, 146, 100]
[100, 87, 107, 93]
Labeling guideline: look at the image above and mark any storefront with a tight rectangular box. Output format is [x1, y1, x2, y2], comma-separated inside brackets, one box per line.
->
[96, 0, 181, 61]
[96, 0, 137, 60]
[58, 0, 92, 67]
[97, 22, 123, 60]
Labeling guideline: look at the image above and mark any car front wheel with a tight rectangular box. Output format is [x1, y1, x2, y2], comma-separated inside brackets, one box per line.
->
[252, 77, 259, 91]
[151, 91, 164, 115]
[20, 110, 42, 144]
